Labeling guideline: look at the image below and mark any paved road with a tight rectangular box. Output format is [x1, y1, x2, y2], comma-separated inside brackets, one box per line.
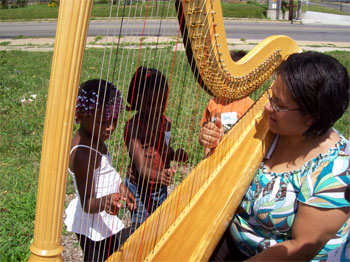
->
[0, 19, 349, 42]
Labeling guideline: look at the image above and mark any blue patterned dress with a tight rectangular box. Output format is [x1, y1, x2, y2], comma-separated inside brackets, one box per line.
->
[229, 133, 350, 261]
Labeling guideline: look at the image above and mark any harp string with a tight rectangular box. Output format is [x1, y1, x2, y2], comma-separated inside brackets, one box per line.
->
[111, 0, 198, 258]
[186, 0, 215, 192]
[110, 0, 178, 256]
[105, 1, 133, 257]
[134, 3, 190, 257]
[145, 2, 193, 250]
[116, 1, 155, 257]
[75, 1, 130, 260]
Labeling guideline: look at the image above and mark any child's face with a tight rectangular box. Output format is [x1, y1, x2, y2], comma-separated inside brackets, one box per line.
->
[80, 108, 118, 141]
[140, 89, 166, 117]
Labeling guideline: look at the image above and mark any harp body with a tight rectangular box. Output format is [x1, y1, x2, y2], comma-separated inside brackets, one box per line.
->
[29, 0, 301, 261]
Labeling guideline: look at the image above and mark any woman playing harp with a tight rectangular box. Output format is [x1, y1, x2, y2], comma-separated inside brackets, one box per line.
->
[199, 52, 350, 261]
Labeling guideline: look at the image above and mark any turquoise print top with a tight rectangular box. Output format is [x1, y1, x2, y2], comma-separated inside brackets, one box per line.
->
[229, 133, 350, 261]
[327, 237, 350, 262]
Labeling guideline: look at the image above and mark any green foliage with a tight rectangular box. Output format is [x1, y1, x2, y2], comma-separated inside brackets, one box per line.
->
[10, 0, 27, 8]
[0, 0, 9, 9]
[16, 0, 27, 7]
[48, 0, 59, 8]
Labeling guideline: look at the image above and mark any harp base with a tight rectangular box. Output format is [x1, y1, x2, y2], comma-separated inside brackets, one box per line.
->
[28, 244, 63, 262]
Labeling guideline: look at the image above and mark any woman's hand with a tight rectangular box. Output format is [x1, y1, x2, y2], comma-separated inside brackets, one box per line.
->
[198, 117, 224, 150]
[119, 183, 137, 211]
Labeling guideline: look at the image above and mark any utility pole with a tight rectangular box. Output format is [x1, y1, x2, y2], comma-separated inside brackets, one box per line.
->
[289, 0, 294, 23]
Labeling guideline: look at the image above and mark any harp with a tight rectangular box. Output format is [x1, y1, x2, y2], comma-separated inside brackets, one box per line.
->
[29, 0, 301, 261]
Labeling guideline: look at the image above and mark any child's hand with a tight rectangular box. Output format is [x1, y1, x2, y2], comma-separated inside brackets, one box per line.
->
[104, 193, 124, 215]
[159, 167, 176, 186]
[173, 148, 188, 163]
[119, 183, 137, 211]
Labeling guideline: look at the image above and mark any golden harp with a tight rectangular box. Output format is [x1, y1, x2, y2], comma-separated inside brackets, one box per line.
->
[29, 0, 301, 261]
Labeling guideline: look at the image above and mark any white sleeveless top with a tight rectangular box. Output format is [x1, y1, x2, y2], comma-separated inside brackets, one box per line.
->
[64, 145, 124, 241]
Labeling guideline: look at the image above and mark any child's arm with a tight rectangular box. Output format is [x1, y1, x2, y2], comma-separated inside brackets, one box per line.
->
[163, 116, 188, 163]
[125, 129, 176, 186]
[72, 147, 121, 214]
[129, 136, 176, 186]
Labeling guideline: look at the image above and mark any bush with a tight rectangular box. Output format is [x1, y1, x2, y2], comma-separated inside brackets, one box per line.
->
[1, 0, 9, 9]
[16, 0, 27, 7]
[48, 0, 59, 7]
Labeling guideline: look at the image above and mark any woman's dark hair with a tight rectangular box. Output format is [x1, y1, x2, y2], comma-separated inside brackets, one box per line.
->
[277, 51, 349, 137]
[127, 66, 169, 111]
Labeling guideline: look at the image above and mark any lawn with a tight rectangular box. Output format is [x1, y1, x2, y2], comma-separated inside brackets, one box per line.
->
[0, 1, 268, 21]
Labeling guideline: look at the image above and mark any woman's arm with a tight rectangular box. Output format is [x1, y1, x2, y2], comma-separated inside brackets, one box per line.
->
[247, 202, 350, 261]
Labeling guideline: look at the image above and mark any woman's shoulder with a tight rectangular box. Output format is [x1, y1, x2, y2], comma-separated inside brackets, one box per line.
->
[298, 136, 349, 208]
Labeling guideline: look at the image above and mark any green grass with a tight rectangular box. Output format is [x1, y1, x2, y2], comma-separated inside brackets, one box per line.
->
[304, 0, 350, 16]
[1, 47, 349, 261]
[221, 1, 267, 19]
[1, 0, 349, 22]
[0, 47, 208, 261]
[0, 4, 60, 20]
[0, 1, 268, 21]
[303, 4, 350, 16]
[0, 41, 11, 46]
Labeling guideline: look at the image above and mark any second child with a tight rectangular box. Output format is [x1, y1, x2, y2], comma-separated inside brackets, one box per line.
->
[124, 67, 188, 229]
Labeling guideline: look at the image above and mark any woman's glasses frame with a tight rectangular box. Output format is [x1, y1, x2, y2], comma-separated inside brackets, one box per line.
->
[267, 90, 301, 113]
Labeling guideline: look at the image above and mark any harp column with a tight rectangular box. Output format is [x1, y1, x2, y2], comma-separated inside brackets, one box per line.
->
[29, 0, 93, 261]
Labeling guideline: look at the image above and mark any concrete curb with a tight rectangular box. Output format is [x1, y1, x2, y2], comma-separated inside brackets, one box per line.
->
[0, 36, 349, 52]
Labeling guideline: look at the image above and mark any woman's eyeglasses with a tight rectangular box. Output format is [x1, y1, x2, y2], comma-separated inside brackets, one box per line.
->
[267, 90, 301, 113]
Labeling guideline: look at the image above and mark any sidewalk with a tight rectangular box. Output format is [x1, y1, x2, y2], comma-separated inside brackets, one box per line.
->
[302, 11, 350, 26]
[0, 36, 349, 52]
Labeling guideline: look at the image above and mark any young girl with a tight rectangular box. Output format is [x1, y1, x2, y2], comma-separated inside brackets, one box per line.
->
[124, 67, 188, 229]
[64, 79, 137, 262]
